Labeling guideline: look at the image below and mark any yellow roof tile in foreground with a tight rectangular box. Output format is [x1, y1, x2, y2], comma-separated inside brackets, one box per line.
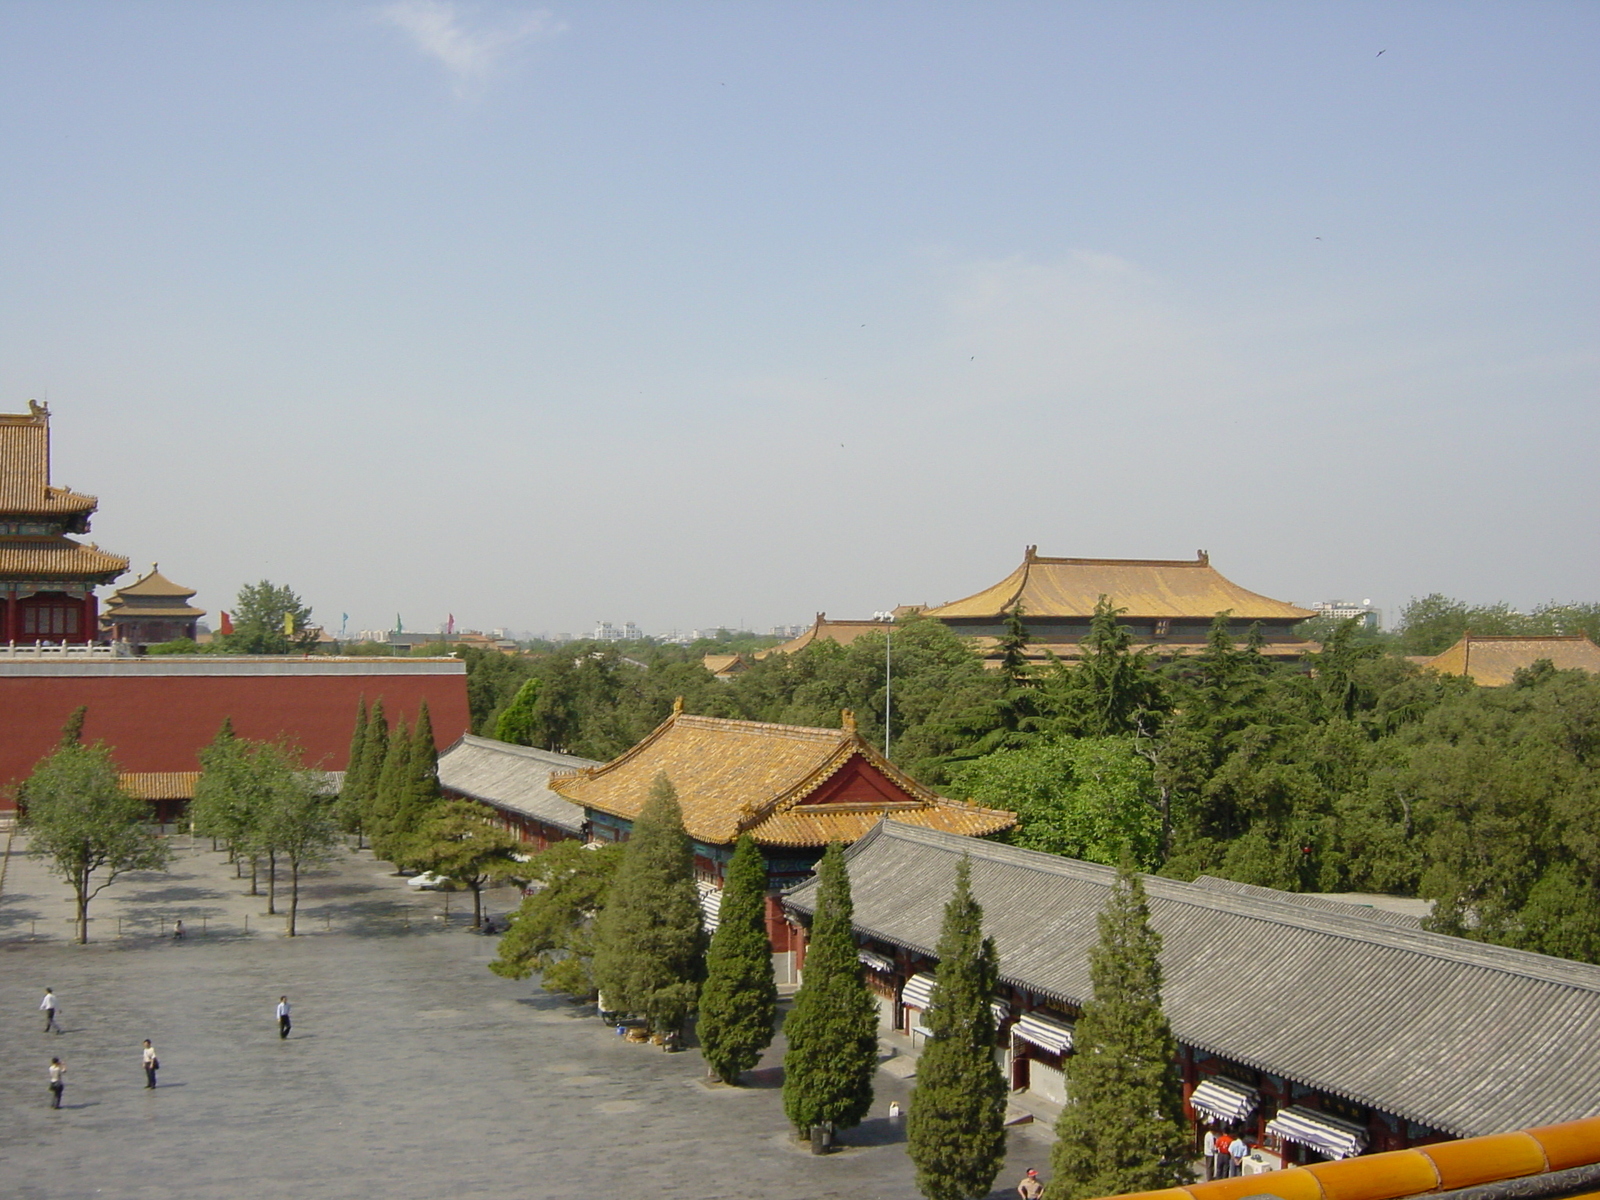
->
[1423, 634, 1600, 687]
[550, 706, 1014, 847]
[924, 547, 1315, 622]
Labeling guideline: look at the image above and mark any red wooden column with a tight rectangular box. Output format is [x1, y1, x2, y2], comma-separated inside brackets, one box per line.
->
[1, 595, 11, 643]
[80, 592, 98, 644]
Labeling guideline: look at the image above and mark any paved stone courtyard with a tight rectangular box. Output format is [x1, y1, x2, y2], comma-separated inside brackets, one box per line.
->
[0, 831, 1052, 1200]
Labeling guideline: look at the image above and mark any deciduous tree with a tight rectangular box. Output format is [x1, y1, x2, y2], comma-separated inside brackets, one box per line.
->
[410, 799, 524, 927]
[23, 742, 170, 943]
[214, 580, 318, 654]
[489, 840, 624, 996]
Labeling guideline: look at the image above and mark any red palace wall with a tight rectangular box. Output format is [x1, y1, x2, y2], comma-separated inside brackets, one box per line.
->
[0, 665, 470, 802]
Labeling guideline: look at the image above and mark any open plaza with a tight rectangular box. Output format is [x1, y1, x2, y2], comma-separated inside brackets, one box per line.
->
[0, 831, 1052, 1200]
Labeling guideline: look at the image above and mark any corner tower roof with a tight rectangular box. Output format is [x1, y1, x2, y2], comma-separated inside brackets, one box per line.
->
[923, 547, 1315, 622]
[0, 401, 102, 517]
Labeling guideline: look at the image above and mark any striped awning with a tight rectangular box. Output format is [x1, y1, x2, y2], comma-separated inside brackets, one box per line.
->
[858, 949, 895, 973]
[1190, 1077, 1260, 1124]
[1012, 1011, 1074, 1055]
[1266, 1106, 1368, 1160]
[695, 882, 721, 933]
[901, 972, 936, 1010]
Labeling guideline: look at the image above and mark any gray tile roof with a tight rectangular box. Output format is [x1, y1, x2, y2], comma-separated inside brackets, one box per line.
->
[1191, 876, 1425, 929]
[783, 822, 1600, 1139]
[437, 735, 595, 835]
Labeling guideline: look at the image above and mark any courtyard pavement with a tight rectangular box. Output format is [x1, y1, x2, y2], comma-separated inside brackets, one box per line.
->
[0, 832, 1054, 1200]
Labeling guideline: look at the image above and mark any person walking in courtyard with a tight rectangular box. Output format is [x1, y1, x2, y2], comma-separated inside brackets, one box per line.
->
[48, 1057, 65, 1108]
[276, 995, 291, 1039]
[1017, 1168, 1044, 1199]
[142, 1040, 159, 1088]
[41, 986, 62, 1034]
[172, 919, 185, 941]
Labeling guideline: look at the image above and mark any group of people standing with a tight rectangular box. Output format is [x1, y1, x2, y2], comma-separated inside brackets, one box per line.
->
[39, 987, 292, 1109]
[1204, 1128, 1253, 1179]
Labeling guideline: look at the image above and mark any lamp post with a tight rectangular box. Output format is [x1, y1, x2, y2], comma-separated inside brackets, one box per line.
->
[873, 611, 894, 759]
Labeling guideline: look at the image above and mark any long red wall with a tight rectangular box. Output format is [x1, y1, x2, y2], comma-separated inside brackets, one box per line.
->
[0, 673, 470, 798]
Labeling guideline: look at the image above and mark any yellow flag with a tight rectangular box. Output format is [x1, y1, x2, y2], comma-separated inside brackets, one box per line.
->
[283, 612, 294, 636]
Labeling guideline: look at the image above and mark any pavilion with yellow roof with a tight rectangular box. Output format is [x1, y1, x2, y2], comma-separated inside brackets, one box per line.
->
[922, 546, 1317, 664]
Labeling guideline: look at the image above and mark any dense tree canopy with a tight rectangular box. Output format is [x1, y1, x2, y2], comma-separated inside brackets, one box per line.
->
[445, 598, 1600, 964]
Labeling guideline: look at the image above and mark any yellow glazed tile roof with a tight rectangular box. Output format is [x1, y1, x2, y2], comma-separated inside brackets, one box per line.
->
[120, 772, 202, 800]
[550, 706, 1014, 847]
[109, 567, 197, 599]
[1423, 635, 1600, 687]
[0, 535, 129, 580]
[756, 613, 892, 658]
[924, 547, 1315, 622]
[0, 404, 100, 516]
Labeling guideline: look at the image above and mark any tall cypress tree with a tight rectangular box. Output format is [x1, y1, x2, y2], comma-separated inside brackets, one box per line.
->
[698, 834, 778, 1084]
[356, 698, 389, 838]
[907, 857, 1007, 1200]
[590, 772, 706, 1036]
[1045, 867, 1189, 1200]
[335, 698, 369, 844]
[409, 699, 442, 813]
[782, 841, 879, 1140]
[369, 715, 411, 863]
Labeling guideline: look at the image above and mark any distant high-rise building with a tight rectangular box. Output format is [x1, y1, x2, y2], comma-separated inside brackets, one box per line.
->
[1311, 599, 1381, 631]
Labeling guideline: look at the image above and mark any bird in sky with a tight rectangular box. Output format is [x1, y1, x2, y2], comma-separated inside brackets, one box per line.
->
[1376, 49, 1386, 56]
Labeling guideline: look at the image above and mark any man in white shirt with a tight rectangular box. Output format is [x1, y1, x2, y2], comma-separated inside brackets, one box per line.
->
[41, 988, 62, 1034]
[1203, 1129, 1219, 1180]
[276, 996, 291, 1039]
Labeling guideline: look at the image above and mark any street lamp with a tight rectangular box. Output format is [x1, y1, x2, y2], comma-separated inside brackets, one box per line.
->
[873, 611, 894, 759]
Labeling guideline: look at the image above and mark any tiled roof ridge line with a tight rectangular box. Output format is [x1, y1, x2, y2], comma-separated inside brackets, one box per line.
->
[1459, 634, 1598, 643]
[868, 823, 1600, 993]
[674, 712, 850, 742]
[453, 733, 598, 767]
[1028, 554, 1211, 568]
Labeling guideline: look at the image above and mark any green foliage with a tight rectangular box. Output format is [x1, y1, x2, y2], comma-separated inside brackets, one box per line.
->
[144, 637, 205, 655]
[782, 842, 879, 1137]
[698, 834, 778, 1084]
[1046, 868, 1188, 1200]
[949, 737, 1161, 869]
[489, 840, 624, 996]
[58, 705, 87, 746]
[907, 859, 1007, 1200]
[1394, 594, 1600, 656]
[494, 678, 542, 746]
[213, 580, 318, 654]
[409, 800, 524, 926]
[590, 773, 707, 1034]
[256, 747, 341, 936]
[368, 715, 413, 862]
[22, 742, 171, 943]
[334, 698, 369, 840]
[1045, 599, 1169, 738]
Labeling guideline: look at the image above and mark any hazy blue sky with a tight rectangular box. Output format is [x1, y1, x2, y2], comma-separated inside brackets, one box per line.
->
[2, 2, 1595, 637]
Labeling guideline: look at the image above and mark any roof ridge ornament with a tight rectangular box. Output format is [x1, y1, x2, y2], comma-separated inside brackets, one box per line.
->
[841, 709, 857, 733]
[672, 695, 684, 715]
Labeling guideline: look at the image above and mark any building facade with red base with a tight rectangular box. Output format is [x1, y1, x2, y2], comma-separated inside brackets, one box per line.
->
[1, 402, 128, 644]
[0, 657, 471, 810]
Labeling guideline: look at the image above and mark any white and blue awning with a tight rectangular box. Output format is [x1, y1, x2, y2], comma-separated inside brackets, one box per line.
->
[696, 881, 721, 933]
[901, 972, 937, 1010]
[1012, 1011, 1075, 1056]
[1265, 1106, 1368, 1160]
[858, 949, 896, 973]
[1189, 1077, 1260, 1124]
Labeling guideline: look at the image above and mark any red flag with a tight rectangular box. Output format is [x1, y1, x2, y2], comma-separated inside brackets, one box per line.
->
[219, 611, 234, 635]
[447, 614, 455, 635]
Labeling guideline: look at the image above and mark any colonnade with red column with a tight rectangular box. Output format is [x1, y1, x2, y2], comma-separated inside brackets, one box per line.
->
[0, 591, 99, 644]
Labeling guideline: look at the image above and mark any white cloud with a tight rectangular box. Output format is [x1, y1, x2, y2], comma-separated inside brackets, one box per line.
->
[379, 1, 564, 96]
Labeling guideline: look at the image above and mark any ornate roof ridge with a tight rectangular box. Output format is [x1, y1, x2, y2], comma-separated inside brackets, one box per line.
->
[1458, 633, 1598, 643]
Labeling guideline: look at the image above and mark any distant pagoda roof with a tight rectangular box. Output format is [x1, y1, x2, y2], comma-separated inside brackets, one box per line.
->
[0, 401, 102, 517]
[103, 566, 205, 619]
[1423, 635, 1600, 687]
[923, 547, 1316, 622]
[756, 613, 893, 659]
[550, 702, 1014, 847]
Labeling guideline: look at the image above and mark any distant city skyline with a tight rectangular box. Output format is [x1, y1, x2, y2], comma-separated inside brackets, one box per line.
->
[4, 3, 1594, 635]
